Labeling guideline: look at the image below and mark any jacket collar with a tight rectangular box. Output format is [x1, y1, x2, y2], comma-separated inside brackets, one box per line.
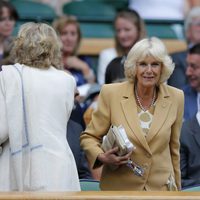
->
[120, 82, 172, 153]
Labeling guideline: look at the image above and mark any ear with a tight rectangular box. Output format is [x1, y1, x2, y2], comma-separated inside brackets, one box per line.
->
[186, 29, 191, 42]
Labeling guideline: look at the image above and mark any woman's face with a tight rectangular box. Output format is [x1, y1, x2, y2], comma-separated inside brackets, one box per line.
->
[60, 23, 79, 54]
[115, 17, 139, 50]
[0, 6, 15, 38]
[135, 55, 162, 88]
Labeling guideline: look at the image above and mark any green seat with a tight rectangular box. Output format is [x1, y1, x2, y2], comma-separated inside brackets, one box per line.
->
[10, 0, 56, 22]
[83, 0, 128, 11]
[63, 1, 116, 22]
[12, 21, 26, 36]
[80, 179, 100, 191]
[146, 19, 184, 39]
[80, 23, 114, 38]
[182, 185, 200, 191]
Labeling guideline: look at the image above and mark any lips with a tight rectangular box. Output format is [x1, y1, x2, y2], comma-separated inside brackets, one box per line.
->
[143, 76, 154, 79]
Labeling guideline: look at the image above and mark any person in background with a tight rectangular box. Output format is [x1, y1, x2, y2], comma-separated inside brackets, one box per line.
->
[81, 37, 184, 191]
[180, 110, 200, 188]
[185, 0, 200, 13]
[168, 7, 200, 89]
[82, 83, 102, 180]
[183, 43, 200, 120]
[129, 0, 185, 20]
[67, 113, 92, 179]
[0, 0, 18, 66]
[83, 83, 101, 126]
[53, 15, 95, 87]
[97, 9, 146, 85]
[0, 22, 80, 191]
[105, 56, 126, 84]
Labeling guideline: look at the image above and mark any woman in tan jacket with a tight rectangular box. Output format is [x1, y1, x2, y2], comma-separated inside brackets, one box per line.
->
[80, 37, 184, 191]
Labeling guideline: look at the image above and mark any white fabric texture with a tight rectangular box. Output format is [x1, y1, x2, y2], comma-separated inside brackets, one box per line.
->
[129, 0, 184, 20]
[196, 111, 200, 127]
[97, 48, 117, 85]
[197, 92, 200, 112]
[0, 63, 80, 191]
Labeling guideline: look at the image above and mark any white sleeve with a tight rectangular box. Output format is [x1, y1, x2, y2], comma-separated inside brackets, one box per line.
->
[97, 49, 117, 85]
[0, 73, 9, 145]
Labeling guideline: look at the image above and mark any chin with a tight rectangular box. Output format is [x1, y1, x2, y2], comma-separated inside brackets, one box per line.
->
[141, 83, 156, 88]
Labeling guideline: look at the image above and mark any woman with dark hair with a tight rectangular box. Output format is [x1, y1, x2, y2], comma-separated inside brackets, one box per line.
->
[0, 0, 18, 65]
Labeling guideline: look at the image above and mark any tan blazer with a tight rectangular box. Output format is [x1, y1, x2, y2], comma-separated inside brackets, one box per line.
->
[80, 81, 184, 191]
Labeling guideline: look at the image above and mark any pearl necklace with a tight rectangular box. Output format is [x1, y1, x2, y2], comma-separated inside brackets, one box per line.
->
[135, 87, 156, 112]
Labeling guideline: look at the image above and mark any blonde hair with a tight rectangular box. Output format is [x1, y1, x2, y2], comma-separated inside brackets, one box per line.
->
[11, 22, 62, 69]
[124, 37, 175, 84]
[52, 15, 81, 55]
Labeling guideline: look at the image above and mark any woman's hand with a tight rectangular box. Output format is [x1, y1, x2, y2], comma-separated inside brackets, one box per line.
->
[97, 147, 133, 166]
[64, 56, 95, 83]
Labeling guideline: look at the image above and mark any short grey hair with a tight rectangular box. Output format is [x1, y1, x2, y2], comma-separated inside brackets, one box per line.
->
[124, 37, 175, 84]
[184, 7, 200, 33]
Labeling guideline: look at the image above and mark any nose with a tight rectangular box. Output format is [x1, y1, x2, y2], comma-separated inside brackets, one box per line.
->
[118, 30, 126, 39]
[146, 64, 153, 72]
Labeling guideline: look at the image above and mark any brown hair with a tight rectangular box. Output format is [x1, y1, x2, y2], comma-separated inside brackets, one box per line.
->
[0, 0, 18, 21]
[53, 15, 81, 55]
[114, 9, 146, 56]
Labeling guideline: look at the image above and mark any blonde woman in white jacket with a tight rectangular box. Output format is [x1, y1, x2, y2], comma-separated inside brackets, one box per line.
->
[0, 22, 80, 192]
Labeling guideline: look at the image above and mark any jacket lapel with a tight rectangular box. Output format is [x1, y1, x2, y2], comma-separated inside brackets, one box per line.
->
[120, 82, 151, 154]
[146, 84, 172, 143]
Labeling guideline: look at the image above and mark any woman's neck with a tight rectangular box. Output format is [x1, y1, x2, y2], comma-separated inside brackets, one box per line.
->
[62, 51, 71, 58]
[0, 36, 8, 54]
[134, 83, 157, 111]
[0, 41, 4, 55]
[136, 85, 155, 100]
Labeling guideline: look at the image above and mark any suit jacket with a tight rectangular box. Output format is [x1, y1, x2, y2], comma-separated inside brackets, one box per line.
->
[180, 116, 200, 188]
[168, 51, 188, 89]
[183, 85, 197, 120]
[80, 81, 184, 191]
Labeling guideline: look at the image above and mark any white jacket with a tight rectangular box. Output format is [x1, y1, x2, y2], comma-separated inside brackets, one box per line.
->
[0, 64, 80, 191]
[97, 48, 117, 85]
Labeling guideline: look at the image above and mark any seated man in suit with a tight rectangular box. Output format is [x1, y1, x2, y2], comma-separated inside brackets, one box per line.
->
[180, 110, 200, 188]
[168, 7, 200, 89]
[183, 43, 200, 120]
[67, 100, 92, 179]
